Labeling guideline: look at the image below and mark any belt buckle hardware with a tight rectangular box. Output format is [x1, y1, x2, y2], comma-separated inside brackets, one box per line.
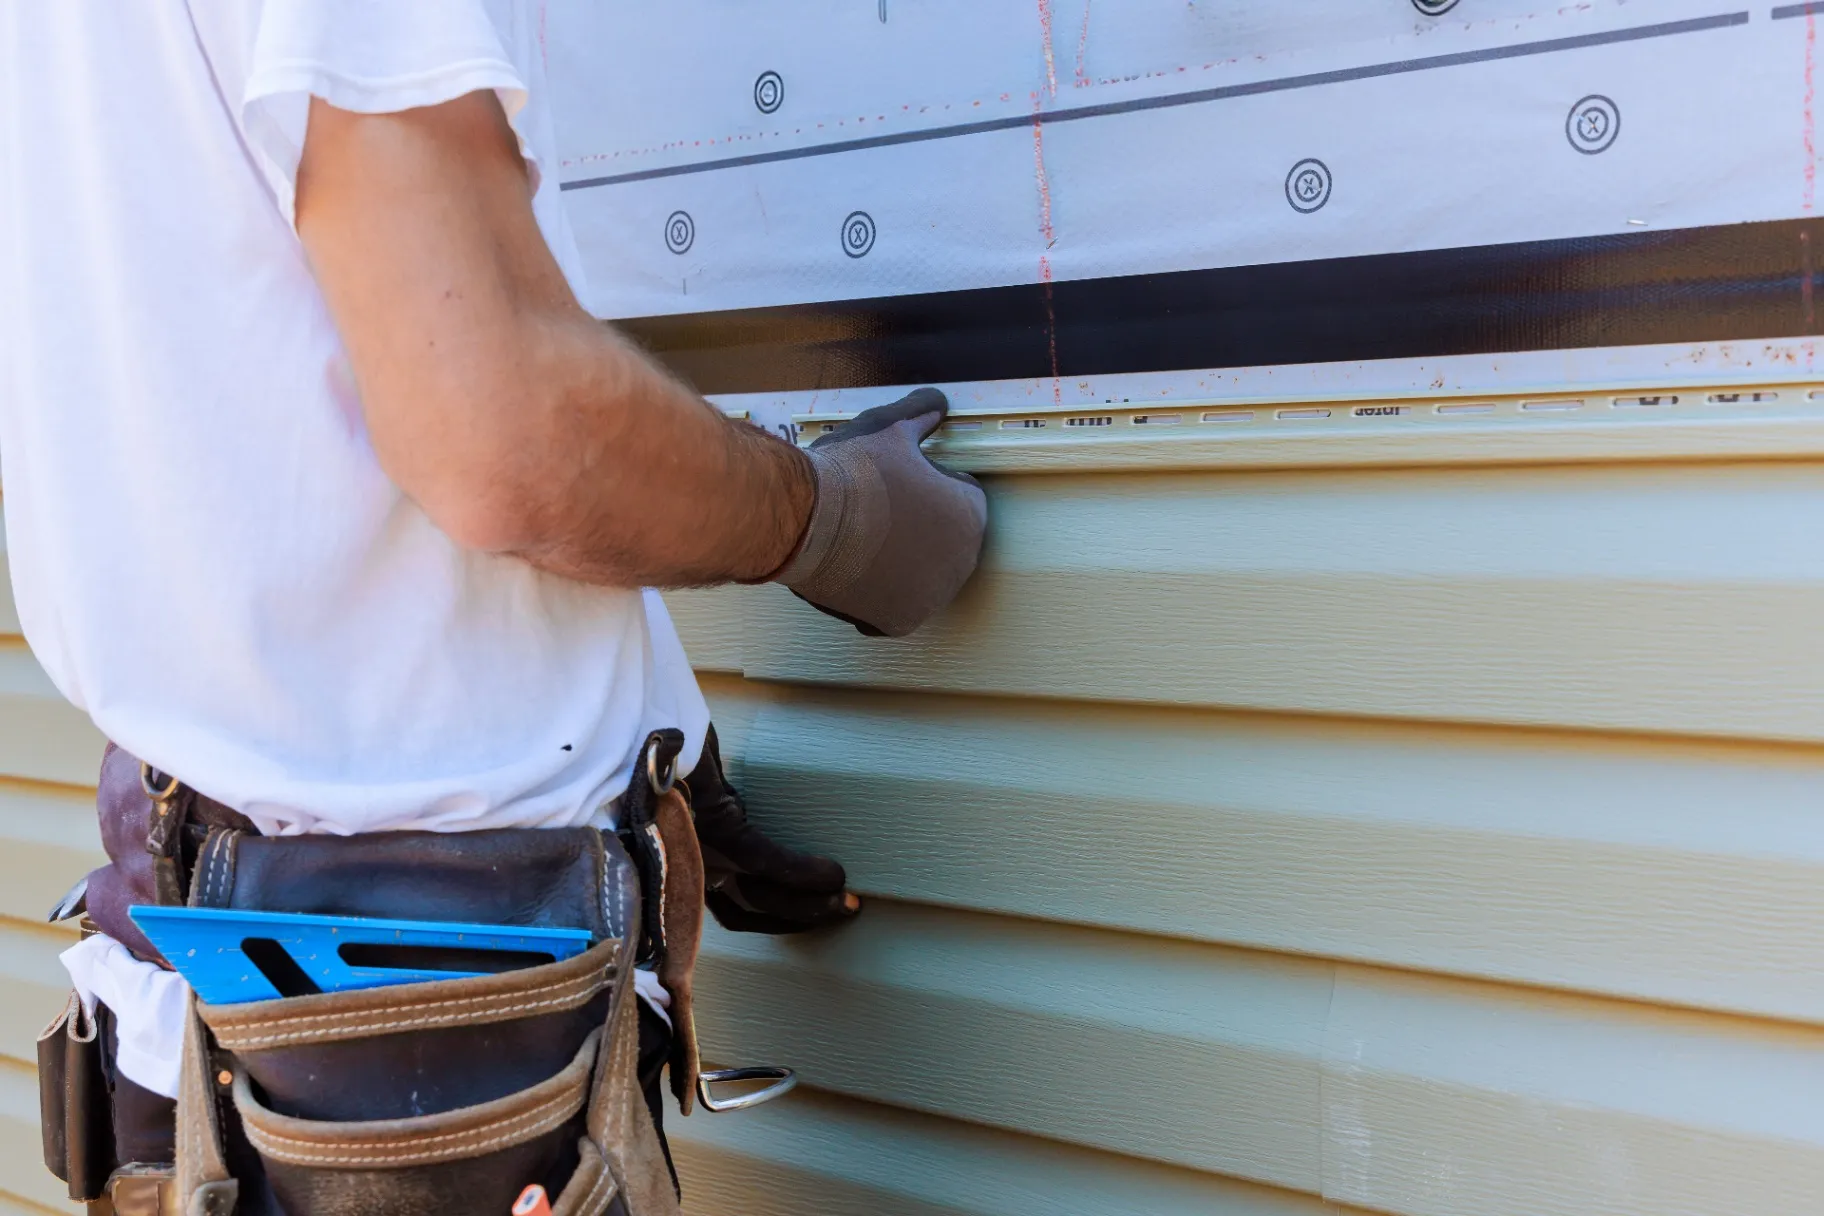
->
[139, 764, 180, 805]
[645, 746, 676, 796]
[695, 1066, 797, 1113]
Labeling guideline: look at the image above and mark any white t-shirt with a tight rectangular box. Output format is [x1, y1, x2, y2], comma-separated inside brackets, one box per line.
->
[0, 0, 707, 835]
[1, 1, 701, 1093]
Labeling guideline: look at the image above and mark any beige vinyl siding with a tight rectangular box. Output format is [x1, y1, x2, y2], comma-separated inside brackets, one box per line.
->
[662, 444, 1824, 1216]
[3, 434, 1824, 1213]
[0, 514, 105, 1215]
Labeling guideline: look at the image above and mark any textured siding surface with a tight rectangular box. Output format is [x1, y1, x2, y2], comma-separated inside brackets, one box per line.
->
[0, 517, 106, 1215]
[662, 441, 1824, 1216]
[4, 434, 1824, 1214]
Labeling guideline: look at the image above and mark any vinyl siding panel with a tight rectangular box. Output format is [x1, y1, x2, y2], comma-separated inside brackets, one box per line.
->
[0, 1056, 70, 1214]
[3, 443, 1824, 1214]
[0, 649, 102, 791]
[731, 464, 1824, 743]
[0, 922, 77, 1072]
[0, 566, 18, 638]
[669, 1086, 1353, 1216]
[696, 903, 1331, 1190]
[0, 523, 92, 1213]
[695, 902, 1824, 1216]
[707, 682, 1824, 1025]
[671, 450, 1824, 1215]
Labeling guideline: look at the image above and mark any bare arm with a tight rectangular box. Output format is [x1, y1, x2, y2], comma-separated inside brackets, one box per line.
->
[294, 90, 813, 587]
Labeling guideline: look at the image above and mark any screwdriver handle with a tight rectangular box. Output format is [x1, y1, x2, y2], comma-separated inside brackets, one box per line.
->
[512, 1185, 551, 1216]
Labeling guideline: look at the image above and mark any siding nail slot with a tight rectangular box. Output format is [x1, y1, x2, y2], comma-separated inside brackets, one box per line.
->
[1276, 408, 1332, 420]
[1132, 414, 1182, 425]
[1613, 395, 1677, 408]
[945, 421, 984, 431]
[1436, 402, 1496, 415]
[1708, 391, 1778, 404]
[1521, 399, 1584, 412]
[1064, 416, 1114, 428]
[1001, 418, 1047, 430]
[1201, 411, 1254, 423]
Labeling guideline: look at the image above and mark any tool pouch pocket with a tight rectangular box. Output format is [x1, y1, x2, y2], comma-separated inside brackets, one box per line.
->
[233, 1027, 601, 1216]
[187, 939, 676, 1216]
[37, 991, 114, 1201]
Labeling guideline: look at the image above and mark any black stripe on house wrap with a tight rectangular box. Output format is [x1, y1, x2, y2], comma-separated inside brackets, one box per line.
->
[561, 12, 1746, 191]
[612, 218, 1824, 396]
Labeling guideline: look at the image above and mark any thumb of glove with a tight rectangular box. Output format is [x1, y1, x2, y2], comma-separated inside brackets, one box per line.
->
[807, 385, 949, 450]
[776, 388, 987, 638]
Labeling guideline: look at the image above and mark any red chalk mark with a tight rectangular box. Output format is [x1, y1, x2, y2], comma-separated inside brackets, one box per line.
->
[1805, 230, 1816, 331]
[1031, 82, 1060, 403]
[1030, 96, 1055, 249]
[1038, 0, 1059, 98]
[1040, 256, 1061, 402]
[1807, 13, 1817, 212]
[1075, 1, 1092, 85]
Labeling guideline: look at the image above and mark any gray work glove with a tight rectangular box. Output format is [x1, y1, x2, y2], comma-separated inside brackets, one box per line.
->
[774, 387, 987, 637]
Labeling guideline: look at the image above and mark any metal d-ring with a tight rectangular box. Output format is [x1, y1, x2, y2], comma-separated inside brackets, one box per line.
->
[139, 763, 180, 802]
[645, 746, 676, 796]
[696, 1066, 797, 1113]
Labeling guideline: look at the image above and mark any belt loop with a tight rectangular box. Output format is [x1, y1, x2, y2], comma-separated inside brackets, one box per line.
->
[141, 763, 192, 906]
[619, 730, 685, 968]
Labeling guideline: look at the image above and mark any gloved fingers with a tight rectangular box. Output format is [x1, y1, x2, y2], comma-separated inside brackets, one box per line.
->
[694, 818, 849, 893]
[779, 382, 983, 636]
[726, 874, 861, 925]
[706, 881, 862, 935]
[792, 590, 891, 638]
[808, 386, 948, 450]
[741, 835, 848, 893]
[704, 891, 818, 935]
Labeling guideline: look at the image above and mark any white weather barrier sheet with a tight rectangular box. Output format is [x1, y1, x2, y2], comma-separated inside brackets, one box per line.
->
[546, 1, 1821, 430]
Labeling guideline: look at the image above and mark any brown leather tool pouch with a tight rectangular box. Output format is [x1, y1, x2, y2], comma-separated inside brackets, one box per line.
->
[38, 990, 115, 1202]
[81, 733, 704, 1216]
[182, 939, 679, 1216]
[191, 946, 647, 1216]
[170, 812, 696, 1216]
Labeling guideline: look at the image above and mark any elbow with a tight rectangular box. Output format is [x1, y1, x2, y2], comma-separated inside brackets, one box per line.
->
[424, 479, 543, 556]
[360, 317, 619, 568]
[371, 385, 560, 557]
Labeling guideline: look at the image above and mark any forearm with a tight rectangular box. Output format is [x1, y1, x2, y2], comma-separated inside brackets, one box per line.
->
[507, 317, 814, 587]
[295, 91, 813, 590]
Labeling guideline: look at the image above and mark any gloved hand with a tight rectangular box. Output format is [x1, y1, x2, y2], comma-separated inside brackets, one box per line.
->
[773, 387, 987, 638]
[687, 725, 861, 934]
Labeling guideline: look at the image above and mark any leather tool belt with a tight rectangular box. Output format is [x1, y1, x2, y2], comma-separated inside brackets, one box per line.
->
[40, 732, 712, 1216]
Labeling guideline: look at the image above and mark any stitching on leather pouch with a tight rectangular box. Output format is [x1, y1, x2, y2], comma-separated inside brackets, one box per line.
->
[194, 832, 221, 907]
[218, 831, 243, 906]
[200, 830, 227, 907]
[247, 1088, 577, 1151]
[570, 1156, 616, 1215]
[244, 1092, 585, 1167]
[213, 976, 612, 1049]
[206, 942, 615, 1029]
[207, 831, 241, 907]
[205, 833, 225, 906]
[218, 966, 604, 1029]
[598, 847, 617, 940]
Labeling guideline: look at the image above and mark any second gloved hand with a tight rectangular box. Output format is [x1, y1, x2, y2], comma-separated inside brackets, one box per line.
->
[772, 387, 987, 638]
[687, 725, 861, 934]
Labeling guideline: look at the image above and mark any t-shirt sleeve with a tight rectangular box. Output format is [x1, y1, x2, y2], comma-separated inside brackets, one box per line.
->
[239, 0, 536, 227]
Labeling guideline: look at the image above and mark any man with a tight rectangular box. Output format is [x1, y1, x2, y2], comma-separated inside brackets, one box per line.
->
[1, 3, 985, 1213]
